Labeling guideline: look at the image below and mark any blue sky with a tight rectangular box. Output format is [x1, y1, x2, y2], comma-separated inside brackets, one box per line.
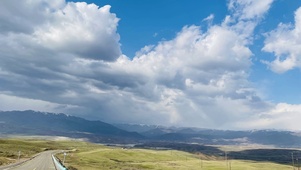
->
[73, 0, 229, 57]
[248, 0, 301, 104]
[1, 0, 301, 130]
[72, 0, 301, 104]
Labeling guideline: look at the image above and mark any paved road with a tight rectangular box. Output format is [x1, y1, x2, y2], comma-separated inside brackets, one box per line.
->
[1, 150, 58, 170]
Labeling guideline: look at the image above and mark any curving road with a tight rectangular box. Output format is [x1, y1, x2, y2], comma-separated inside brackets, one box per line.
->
[0, 150, 58, 170]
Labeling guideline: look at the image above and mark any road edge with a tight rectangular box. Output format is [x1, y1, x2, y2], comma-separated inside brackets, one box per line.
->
[0, 153, 40, 170]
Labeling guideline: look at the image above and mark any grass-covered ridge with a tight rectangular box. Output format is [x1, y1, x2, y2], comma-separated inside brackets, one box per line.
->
[0, 138, 296, 170]
[57, 146, 294, 170]
[0, 137, 88, 166]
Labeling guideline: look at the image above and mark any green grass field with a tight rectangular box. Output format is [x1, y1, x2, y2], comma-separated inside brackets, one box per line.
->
[0, 137, 87, 166]
[58, 147, 294, 170]
[0, 138, 295, 170]
[56, 143, 294, 170]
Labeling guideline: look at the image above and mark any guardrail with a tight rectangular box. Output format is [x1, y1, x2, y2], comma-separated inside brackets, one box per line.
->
[52, 154, 67, 170]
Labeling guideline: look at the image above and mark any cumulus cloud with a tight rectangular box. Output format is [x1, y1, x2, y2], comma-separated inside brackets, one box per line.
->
[0, 0, 64, 34]
[262, 7, 301, 73]
[50, 0, 273, 128]
[0, 0, 121, 61]
[3, 0, 301, 130]
[34, 3, 121, 60]
[0, 0, 121, 118]
[117, 23, 270, 128]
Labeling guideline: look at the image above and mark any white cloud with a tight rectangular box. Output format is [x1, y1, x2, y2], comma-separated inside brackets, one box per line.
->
[96, 22, 268, 128]
[262, 7, 301, 73]
[3, 0, 300, 130]
[34, 3, 121, 61]
[0, 0, 121, 62]
[0, 0, 123, 119]
[226, 0, 274, 45]
[228, 0, 273, 20]
[0, 94, 77, 113]
[239, 103, 301, 130]
[0, 0, 68, 36]
[202, 14, 214, 26]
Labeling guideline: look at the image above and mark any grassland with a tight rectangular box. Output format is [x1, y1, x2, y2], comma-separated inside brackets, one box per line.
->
[55, 143, 295, 170]
[0, 138, 295, 170]
[0, 137, 87, 166]
[57, 146, 294, 170]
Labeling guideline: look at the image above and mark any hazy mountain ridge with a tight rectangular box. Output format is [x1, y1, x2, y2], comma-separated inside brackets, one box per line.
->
[0, 110, 143, 143]
[115, 124, 301, 147]
[1, 111, 301, 147]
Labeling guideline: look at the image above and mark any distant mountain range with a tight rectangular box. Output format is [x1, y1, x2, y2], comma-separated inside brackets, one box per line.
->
[1, 110, 301, 147]
[0, 110, 143, 143]
[115, 123, 301, 147]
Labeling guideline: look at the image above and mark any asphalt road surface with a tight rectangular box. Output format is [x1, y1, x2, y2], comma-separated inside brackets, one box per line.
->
[3, 150, 58, 170]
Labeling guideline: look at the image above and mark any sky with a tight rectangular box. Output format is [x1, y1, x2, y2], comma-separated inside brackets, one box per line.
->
[1, 0, 301, 130]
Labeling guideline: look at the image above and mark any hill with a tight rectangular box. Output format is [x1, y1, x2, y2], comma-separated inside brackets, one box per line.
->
[116, 124, 301, 147]
[0, 110, 143, 143]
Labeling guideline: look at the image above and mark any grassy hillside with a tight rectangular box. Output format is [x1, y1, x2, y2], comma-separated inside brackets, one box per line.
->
[0, 138, 87, 166]
[0, 138, 295, 170]
[56, 144, 294, 170]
